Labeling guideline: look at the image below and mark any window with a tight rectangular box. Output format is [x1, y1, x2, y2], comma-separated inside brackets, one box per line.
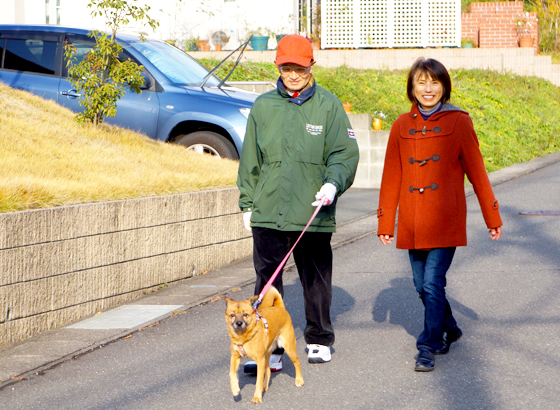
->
[46, 0, 61, 25]
[3, 39, 57, 75]
[62, 35, 95, 77]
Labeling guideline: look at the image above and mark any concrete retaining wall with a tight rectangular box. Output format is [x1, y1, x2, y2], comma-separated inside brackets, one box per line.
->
[0, 188, 251, 348]
[349, 114, 389, 189]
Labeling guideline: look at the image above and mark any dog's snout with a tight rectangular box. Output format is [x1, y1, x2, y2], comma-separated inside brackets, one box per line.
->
[235, 320, 244, 327]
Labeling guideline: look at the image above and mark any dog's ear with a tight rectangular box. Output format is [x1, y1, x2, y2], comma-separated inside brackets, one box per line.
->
[249, 295, 259, 305]
[224, 297, 233, 307]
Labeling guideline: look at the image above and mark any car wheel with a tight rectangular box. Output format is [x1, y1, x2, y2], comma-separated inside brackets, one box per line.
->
[174, 131, 239, 160]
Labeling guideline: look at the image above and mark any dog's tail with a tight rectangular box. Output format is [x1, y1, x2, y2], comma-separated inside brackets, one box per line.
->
[258, 286, 285, 309]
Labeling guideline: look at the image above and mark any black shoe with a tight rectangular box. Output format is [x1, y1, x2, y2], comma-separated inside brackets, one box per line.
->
[435, 328, 463, 355]
[415, 347, 435, 372]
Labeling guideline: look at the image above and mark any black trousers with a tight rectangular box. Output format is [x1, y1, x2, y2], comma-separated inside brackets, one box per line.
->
[252, 227, 334, 346]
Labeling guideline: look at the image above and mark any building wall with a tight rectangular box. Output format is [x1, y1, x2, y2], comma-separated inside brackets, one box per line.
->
[461, 1, 538, 53]
[0, 0, 297, 50]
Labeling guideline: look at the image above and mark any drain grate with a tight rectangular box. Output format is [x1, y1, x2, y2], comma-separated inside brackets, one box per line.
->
[66, 305, 183, 330]
[519, 211, 560, 216]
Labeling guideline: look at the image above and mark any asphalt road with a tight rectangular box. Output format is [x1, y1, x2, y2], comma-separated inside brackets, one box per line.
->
[1, 161, 559, 409]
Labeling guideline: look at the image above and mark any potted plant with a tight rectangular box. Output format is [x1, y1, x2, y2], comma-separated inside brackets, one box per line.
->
[184, 37, 198, 52]
[461, 38, 474, 48]
[372, 111, 387, 130]
[515, 12, 535, 48]
[198, 38, 210, 52]
[250, 28, 269, 51]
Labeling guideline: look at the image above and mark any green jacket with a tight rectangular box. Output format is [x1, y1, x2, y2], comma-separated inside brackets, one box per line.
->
[237, 77, 359, 233]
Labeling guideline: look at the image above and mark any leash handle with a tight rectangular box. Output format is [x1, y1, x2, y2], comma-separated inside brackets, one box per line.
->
[254, 196, 327, 309]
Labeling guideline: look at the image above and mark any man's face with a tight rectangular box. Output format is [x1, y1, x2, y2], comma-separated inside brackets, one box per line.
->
[278, 63, 313, 92]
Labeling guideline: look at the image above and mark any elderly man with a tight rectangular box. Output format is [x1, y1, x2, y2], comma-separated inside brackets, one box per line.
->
[237, 34, 359, 372]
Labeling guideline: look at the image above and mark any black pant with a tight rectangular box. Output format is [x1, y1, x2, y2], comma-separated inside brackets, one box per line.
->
[252, 227, 334, 346]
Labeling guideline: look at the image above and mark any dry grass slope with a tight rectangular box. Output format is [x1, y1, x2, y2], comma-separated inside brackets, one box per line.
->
[0, 84, 239, 213]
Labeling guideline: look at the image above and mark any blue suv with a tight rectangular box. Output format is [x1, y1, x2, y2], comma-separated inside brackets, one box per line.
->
[0, 24, 258, 159]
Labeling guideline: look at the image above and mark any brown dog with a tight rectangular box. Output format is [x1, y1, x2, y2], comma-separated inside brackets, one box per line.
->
[224, 287, 304, 403]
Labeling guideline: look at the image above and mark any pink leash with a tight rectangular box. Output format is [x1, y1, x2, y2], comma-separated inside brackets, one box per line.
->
[253, 197, 327, 310]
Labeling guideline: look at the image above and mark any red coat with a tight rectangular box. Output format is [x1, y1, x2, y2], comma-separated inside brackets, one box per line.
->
[377, 104, 502, 249]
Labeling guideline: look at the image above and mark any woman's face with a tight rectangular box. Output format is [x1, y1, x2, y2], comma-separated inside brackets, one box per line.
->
[413, 72, 443, 110]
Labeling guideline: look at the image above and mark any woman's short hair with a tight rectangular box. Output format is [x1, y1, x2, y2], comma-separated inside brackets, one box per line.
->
[406, 57, 452, 104]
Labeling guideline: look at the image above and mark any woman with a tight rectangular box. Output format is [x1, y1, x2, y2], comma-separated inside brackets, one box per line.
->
[377, 57, 503, 372]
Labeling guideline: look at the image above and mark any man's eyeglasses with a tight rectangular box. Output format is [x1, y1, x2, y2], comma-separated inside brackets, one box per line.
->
[278, 65, 312, 76]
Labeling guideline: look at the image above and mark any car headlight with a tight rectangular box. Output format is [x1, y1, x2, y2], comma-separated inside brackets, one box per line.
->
[239, 108, 251, 118]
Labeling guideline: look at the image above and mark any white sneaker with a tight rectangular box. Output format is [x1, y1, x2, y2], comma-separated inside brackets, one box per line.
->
[307, 344, 331, 363]
[243, 354, 283, 373]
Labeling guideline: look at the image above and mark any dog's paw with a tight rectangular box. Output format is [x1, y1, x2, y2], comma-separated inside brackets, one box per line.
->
[296, 377, 304, 387]
[231, 382, 240, 397]
[251, 396, 262, 404]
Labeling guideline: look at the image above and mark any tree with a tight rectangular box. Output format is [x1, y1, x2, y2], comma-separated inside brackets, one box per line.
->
[526, 0, 560, 52]
[64, 0, 158, 126]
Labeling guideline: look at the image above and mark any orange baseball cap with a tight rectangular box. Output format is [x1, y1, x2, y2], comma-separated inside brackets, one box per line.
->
[275, 35, 314, 67]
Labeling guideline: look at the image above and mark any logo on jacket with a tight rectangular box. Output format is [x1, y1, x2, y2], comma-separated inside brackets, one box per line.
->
[347, 128, 356, 139]
[305, 123, 323, 135]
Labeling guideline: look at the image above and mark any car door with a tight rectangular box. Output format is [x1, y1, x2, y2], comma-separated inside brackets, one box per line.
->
[58, 33, 160, 138]
[0, 31, 62, 102]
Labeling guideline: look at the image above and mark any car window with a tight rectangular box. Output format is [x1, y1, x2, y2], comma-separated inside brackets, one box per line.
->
[3, 38, 57, 75]
[63, 35, 142, 74]
[63, 34, 96, 77]
[130, 40, 220, 86]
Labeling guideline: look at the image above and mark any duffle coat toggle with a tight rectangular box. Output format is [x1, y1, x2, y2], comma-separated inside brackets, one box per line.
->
[409, 183, 438, 194]
[409, 155, 440, 166]
[409, 126, 442, 136]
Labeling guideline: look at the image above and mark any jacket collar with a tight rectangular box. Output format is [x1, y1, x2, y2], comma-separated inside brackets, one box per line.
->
[276, 75, 316, 105]
[410, 102, 464, 120]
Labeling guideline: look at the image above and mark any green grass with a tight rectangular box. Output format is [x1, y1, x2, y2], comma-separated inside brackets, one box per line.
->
[0, 84, 239, 214]
[201, 58, 560, 172]
[547, 52, 560, 64]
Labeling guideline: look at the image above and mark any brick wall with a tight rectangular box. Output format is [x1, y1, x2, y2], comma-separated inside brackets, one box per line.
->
[461, 1, 538, 53]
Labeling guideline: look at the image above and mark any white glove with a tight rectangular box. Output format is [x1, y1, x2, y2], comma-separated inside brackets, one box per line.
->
[243, 211, 252, 232]
[311, 183, 337, 206]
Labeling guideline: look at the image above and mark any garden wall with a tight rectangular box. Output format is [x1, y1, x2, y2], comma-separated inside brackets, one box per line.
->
[0, 189, 251, 347]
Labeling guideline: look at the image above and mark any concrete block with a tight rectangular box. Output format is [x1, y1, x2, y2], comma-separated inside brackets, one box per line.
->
[0, 212, 24, 250]
[371, 147, 388, 164]
[51, 270, 97, 310]
[353, 164, 371, 188]
[358, 147, 371, 164]
[194, 190, 218, 220]
[0, 247, 25, 286]
[22, 208, 52, 246]
[49, 205, 80, 241]
[369, 164, 385, 188]
[120, 199, 147, 231]
[23, 241, 61, 281]
[5, 279, 53, 319]
[216, 188, 241, 215]
[348, 113, 372, 132]
[369, 131, 390, 149]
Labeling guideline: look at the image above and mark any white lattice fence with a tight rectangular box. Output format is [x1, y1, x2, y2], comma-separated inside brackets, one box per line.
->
[323, 0, 461, 49]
